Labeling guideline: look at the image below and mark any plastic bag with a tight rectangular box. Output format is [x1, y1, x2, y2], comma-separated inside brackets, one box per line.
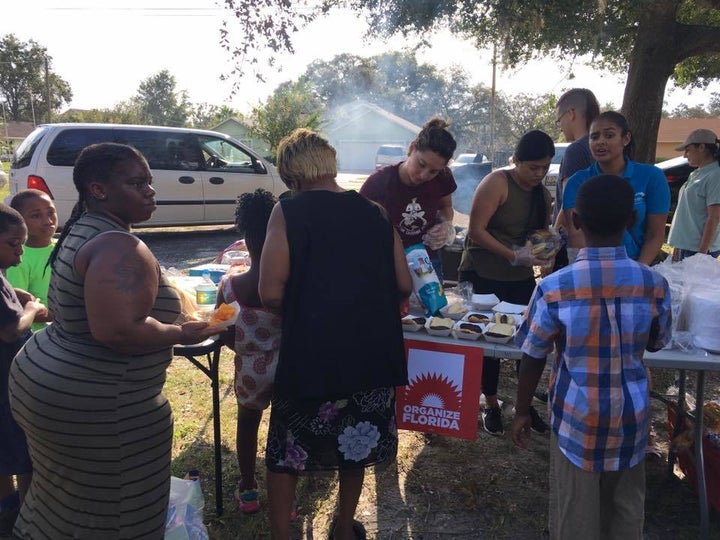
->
[526, 227, 562, 261]
[164, 477, 208, 540]
[653, 253, 720, 352]
[405, 243, 448, 316]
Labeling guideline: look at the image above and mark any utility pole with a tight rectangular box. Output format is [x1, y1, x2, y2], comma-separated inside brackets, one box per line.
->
[45, 56, 51, 123]
[490, 43, 497, 167]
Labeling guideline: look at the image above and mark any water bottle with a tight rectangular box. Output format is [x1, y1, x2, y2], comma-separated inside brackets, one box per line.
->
[195, 272, 217, 312]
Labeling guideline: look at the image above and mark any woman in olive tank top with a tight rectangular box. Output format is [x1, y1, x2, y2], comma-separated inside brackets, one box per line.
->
[459, 130, 555, 438]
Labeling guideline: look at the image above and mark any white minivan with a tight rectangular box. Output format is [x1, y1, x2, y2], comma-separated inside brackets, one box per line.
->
[9, 123, 285, 228]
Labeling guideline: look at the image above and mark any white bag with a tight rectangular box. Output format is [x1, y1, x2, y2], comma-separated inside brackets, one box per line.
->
[164, 477, 209, 540]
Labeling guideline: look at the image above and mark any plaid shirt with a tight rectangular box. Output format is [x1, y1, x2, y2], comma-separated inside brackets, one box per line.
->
[515, 246, 672, 472]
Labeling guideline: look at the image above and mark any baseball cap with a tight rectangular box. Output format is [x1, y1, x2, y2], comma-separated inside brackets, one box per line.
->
[675, 128, 718, 151]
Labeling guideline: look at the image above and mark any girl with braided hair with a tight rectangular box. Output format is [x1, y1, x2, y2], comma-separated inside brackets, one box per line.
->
[214, 188, 289, 515]
[9, 142, 225, 539]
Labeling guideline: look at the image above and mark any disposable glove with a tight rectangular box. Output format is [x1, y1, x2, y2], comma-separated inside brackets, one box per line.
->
[422, 221, 455, 251]
[510, 244, 547, 267]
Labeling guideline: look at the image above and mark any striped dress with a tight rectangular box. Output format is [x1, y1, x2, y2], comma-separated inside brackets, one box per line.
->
[8, 213, 181, 539]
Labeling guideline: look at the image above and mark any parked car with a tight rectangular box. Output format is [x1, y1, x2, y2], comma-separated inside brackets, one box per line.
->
[8, 123, 285, 228]
[0, 159, 7, 189]
[655, 156, 695, 222]
[374, 144, 405, 168]
[452, 152, 489, 166]
[542, 142, 569, 197]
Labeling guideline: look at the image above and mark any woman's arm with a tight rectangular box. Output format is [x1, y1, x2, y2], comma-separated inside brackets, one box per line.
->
[437, 194, 454, 223]
[259, 204, 290, 314]
[637, 213, 668, 265]
[392, 229, 412, 298]
[467, 171, 515, 262]
[699, 204, 720, 254]
[78, 232, 221, 354]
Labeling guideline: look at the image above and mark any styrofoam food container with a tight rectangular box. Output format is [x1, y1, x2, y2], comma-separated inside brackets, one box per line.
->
[462, 311, 494, 325]
[439, 302, 470, 320]
[425, 316, 453, 337]
[453, 320, 485, 340]
[482, 322, 517, 344]
[401, 315, 426, 332]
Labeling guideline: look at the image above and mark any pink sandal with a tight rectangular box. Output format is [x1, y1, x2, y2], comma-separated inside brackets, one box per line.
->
[234, 479, 260, 514]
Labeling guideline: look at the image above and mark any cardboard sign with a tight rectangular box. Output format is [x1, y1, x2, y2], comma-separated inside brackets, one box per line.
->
[396, 339, 483, 440]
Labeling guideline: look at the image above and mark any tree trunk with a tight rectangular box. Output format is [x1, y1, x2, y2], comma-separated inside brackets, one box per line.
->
[621, 3, 680, 164]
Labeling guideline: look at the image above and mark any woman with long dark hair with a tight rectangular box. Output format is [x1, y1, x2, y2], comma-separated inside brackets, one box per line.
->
[563, 111, 670, 265]
[459, 130, 555, 437]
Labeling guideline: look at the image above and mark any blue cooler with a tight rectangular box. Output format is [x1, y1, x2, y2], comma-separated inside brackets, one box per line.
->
[188, 264, 230, 284]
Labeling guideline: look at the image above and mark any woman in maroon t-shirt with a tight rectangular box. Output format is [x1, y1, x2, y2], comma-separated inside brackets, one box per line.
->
[360, 117, 457, 282]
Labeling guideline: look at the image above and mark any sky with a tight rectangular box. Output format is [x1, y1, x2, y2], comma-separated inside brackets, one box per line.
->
[3, 0, 720, 116]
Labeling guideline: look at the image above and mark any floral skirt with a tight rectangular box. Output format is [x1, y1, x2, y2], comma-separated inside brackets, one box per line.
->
[265, 386, 398, 474]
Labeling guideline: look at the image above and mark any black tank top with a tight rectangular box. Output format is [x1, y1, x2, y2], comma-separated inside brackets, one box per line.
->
[275, 190, 407, 398]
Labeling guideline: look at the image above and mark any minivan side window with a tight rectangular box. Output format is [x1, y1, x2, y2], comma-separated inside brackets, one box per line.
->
[114, 130, 176, 170]
[198, 136, 263, 174]
[46, 128, 115, 166]
[12, 126, 49, 169]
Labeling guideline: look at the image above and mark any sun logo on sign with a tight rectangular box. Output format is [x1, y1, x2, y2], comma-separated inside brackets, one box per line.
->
[404, 373, 461, 410]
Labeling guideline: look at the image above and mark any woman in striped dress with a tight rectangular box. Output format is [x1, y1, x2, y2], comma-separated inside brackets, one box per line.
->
[8, 143, 224, 539]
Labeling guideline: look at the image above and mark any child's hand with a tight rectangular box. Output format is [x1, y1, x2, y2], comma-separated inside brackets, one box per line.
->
[25, 300, 47, 318]
[511, 412, 532, 449]
[14, 288, 36, 306]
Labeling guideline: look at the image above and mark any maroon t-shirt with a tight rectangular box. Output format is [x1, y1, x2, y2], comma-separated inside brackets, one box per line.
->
[359, 162, 457, 248]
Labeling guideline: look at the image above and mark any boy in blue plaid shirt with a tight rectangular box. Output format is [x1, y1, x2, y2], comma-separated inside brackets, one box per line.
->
[513, 174, 672, 539]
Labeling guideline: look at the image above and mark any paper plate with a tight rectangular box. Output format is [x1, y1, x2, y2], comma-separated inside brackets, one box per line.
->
[206, 301, 240, 328]
[471, 294, 499, 310]
[491, 301, 527, 314]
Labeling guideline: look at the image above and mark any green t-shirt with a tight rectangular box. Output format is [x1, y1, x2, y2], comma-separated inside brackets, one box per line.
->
[6, 241, 55, 332]
[668, 161, 720, 252]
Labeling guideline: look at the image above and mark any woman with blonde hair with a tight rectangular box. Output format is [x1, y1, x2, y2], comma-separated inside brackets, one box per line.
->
[668, 128, 720, 260]
[260, 129, 412, 539]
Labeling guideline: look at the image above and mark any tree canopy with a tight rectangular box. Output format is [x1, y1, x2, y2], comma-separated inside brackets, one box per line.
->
[134, 70, 189, 127]
[248, 81, 324, 158]
[222, 0, 720, 162]
[0, 34, 72, 122]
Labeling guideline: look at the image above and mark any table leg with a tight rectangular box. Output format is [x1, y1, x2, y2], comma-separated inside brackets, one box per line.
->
[695, 371, 708, 540]
[210, 345, 223, 517]
[668, 369, 687, 477]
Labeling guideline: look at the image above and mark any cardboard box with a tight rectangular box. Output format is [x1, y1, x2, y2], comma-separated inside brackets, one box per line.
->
[667, 404, 720, 513]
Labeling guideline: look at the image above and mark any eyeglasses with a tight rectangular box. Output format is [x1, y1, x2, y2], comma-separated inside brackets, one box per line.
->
[555, 108, 572, 125]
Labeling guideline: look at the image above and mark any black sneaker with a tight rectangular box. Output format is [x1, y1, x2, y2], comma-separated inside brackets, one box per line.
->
[482, 406, 504, 436]
[529, 406, 549, 434]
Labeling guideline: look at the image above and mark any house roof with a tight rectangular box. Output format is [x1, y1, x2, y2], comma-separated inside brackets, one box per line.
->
[2, 121, 36, 139]
[324, 100, 421, 136]
[657, 117, 720, 142]
[211, 116, 254, 131]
